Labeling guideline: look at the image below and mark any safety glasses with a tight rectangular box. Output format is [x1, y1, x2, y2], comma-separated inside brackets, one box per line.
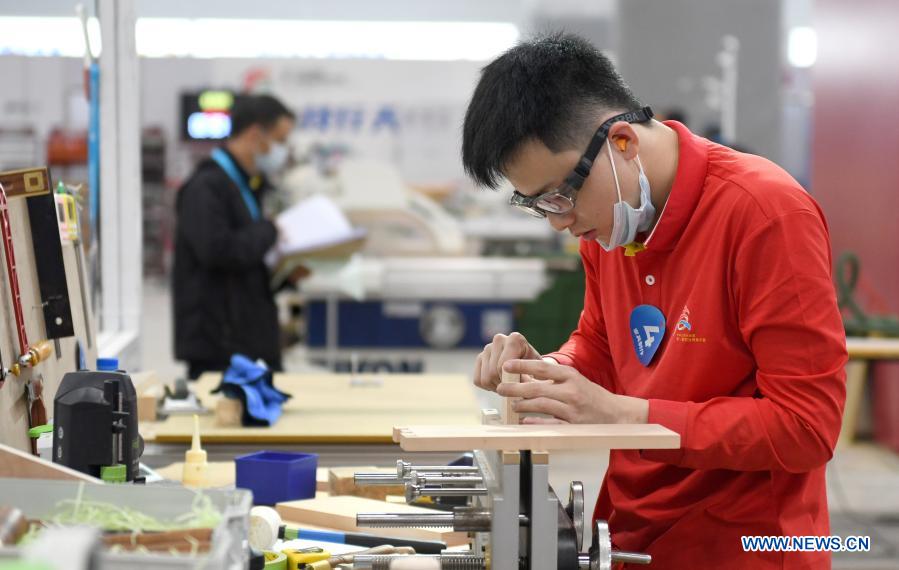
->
[509, 106, 654, 218]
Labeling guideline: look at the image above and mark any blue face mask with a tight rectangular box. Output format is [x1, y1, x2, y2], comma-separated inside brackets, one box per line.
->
[256, 141, 289, 176]
[597, 139, 655, 252]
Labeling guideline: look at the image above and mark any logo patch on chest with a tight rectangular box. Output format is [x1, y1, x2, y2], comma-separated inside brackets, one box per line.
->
[674, 305, 707, 344]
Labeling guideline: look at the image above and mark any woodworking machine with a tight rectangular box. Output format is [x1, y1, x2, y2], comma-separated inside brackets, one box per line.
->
[353, 453, 650, 570]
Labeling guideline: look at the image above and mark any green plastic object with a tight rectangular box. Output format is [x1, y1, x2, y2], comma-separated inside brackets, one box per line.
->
[836, 252, 899, 337]
[100, 464, 127, 483]
[27, 424, 53, 439]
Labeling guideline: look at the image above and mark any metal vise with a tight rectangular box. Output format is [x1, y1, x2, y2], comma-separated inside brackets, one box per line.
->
[353, 452, 650, 570]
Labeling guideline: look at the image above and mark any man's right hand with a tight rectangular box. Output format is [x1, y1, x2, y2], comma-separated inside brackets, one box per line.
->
[473, 332, 542, 392]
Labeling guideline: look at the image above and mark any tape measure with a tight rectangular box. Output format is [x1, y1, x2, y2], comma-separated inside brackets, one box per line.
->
[284, 547, 331, 570]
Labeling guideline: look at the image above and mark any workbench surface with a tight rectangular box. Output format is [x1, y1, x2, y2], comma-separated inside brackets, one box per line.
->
[845, 336, 899, 359]
[145, 372, 482, 444]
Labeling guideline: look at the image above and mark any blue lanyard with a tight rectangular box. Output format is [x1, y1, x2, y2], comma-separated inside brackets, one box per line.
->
[210, 148, 261, 221]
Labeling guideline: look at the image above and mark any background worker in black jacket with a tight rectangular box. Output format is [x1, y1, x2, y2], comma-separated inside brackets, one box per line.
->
[173, 94, 296, 379]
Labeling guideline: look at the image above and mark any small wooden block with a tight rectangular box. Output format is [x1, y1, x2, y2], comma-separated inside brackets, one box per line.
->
[500, 371, 521, 425]
[328, 466, 404, 501]
[502, 450, 521, 465]
[132, 371, 168, 423]
[317, 467, 330, 491]
[531, 450, 550, 465]
[481, 409, 502, 426]
[215, 398, 243, 427]
[137, 394, 157, 422]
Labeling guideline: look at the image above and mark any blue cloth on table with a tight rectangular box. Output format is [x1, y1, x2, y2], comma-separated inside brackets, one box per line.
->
[212, 354, 291, 427]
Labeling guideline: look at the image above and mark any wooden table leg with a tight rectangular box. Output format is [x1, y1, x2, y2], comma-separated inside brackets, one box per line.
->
[838, 359, 869, 448]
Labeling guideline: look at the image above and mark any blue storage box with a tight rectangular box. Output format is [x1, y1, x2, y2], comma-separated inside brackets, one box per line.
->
[235, 451, 318, 505]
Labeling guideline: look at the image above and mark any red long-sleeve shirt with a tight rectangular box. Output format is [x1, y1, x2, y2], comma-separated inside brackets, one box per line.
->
[548, 121, 847, 569]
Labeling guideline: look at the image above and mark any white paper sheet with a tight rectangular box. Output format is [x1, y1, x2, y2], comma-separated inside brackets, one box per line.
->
[265, 194, 366, 268]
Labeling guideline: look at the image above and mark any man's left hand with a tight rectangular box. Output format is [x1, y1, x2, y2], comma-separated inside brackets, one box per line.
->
[497, 359, 649, 425]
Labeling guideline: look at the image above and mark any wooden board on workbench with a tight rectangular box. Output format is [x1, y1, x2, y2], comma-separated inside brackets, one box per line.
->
[0, 443, 98, 482]
[148, 373, 480, 444]
[393, 423, 680, 452]
[276, 495, 468, 546]
[845, 336, 899, 359]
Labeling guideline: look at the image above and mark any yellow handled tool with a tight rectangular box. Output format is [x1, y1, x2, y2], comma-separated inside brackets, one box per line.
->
[284, 547, 331, 570]
[263, 550, 287, 570]
[11, 340, 53, 376]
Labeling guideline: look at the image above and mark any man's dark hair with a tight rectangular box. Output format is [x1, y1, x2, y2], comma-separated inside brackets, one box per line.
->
[230, 94, 296, 137]
[462, 32, 643, 189]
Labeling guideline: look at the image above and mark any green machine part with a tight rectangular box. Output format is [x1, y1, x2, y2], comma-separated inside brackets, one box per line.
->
[100, 464, 127, 484]
[516, 258, 586, 355]
[835, 252, 899, 337]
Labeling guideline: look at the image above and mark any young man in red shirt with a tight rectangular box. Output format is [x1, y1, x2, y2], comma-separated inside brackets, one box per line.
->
[463, 33, 847, 569]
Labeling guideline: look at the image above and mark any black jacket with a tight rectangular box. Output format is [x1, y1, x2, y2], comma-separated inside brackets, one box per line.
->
[172, 151, 281, 369]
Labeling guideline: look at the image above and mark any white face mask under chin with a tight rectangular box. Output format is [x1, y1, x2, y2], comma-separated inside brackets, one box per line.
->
[597, 140, 656, 252]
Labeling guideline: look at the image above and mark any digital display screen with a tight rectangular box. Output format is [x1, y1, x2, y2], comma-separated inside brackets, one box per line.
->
[180, 90, 239, 141]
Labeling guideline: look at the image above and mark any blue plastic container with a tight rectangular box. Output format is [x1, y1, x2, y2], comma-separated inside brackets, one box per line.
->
[97, 357, 120, 371]
[235, 451, 318, 505]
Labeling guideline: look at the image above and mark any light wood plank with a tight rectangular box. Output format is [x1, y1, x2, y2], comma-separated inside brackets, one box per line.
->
[276, 496, 468, 546]
[149, 373, 481, 444]
[845, 336, 899, 359]
[393, 424, 680, 452]
[0, 443, 98, 482]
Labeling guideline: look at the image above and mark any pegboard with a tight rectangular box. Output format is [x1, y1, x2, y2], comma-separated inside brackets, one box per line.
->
[0, 182, 96, 451]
